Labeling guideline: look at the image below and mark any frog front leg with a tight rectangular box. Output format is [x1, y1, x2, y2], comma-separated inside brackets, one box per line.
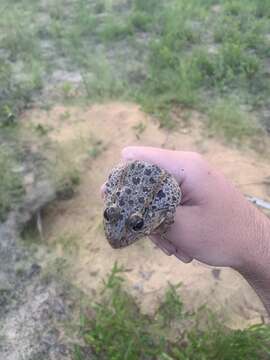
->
[151, 208, 177, 256]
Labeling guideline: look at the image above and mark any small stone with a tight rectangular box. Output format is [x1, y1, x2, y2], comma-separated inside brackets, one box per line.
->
[23, 173, 35, 187]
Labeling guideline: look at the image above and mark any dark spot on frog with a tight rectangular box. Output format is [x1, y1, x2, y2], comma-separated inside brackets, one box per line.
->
[128, 199, 134, 206]
[116, 191, 120, 197]
[143, 187, 149, 192]
[119, 214, 124, 221]
[172, 196, 176, 201]
[132, 177, 140, 185]
[144, 168, 152, 176]
[157, 190, 166, 199]
[150, 177, 155, 184]
[119, 199, 125, 206]
[138, 197, 144, 204]
[125, 188, 132, 194]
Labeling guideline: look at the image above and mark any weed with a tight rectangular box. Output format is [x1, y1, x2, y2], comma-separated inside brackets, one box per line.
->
[139, 0, 270, 137]
[207, 99, 258, 142]
[98, 18, 134, 42]
[62, 82, 74, 100]
[81, 57, 126, 100]
[71, 1, 99, 38]
[133, 0, 162, 14]
[59, 111, 71, 121]
[94, 0, 106, 14]
[129, 11, 152, 32]
[157, 282, 184, 327]
[1, 0, 269, 137]
[172, 320, 270, 360]
[255, 0, 270, 18]
[0, 7, 39, 60]
[55, 167, 81, 201]
[0, 146, 24, 221]
[48, 145, 81, 199]
[48, 257, 69, 277]
[1, 0, 268, 137]
[132, 121, 146, 138]
[34, 124, 50, 136]
[0, 59, 35, 123]
[88, 138, 106, 159]
[182, 109, 192, 125]
[76, 263, 270, 360]
[0, 105, 16, 127]
[53, 233, 79, 256]
[0, 288, 12, 307]
[77, 263, 166, 359]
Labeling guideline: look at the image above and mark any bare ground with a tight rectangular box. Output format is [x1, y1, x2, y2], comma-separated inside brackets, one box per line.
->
[23, 102, 270, 329]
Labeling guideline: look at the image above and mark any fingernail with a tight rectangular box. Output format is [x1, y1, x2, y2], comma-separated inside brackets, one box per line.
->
[174, 251, 193, 263]
[160, 246, 172, 256]
[159, 240, 176, 256]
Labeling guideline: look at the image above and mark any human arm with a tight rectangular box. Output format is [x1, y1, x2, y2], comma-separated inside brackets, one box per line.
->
[122, 146, 270, 314]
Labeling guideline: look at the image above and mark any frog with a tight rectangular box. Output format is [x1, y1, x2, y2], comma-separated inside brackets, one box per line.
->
[103, 160, 182, 249]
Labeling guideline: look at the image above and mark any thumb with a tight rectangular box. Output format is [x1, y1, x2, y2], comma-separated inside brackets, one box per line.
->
[122, 146, 189, 185]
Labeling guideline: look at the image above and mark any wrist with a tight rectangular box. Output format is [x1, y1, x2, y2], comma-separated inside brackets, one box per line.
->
[235, 206, 270, 313]
[239, 207, 270, 274]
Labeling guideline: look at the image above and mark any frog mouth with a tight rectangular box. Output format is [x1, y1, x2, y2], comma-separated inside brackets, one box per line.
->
[108, 231, 142, 249]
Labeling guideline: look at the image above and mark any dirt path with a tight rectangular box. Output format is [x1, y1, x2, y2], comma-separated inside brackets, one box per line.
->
[24, 102, 270, 328]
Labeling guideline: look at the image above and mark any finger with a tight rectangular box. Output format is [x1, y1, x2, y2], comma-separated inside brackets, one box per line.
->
[174, 249, 193, 263]
[150, 235, 193, 263]
[122, 146, 189, 184]
[150, 235, 173, 256]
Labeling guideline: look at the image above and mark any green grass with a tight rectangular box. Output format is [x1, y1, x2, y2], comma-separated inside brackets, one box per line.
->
[81, 56, 127, 101]
[0, 59, 38, 125]
[47, 144, 81, 200]
[0, 5, 40, 60]
[88, 137, 107, 159]
[1, 0, 269, 137]
[0, 1, 44, 123]
[207, 99, 258, 142]
[129, 11, 152, 32]
[132, 121, 147, 138]
[98, 18, 134, 42]
[52, 233, 79, 256]
[0, 145, 24, 221]
[140, 0, 270, 131]
[74, 263, 270, 360]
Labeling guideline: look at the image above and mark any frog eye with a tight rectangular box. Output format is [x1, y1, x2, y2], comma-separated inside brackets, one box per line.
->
[128, 214, 144, 231]
[103, 206, 121, 222]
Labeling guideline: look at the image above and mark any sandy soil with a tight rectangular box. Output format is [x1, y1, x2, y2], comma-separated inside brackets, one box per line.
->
[24, 102, 270, 328]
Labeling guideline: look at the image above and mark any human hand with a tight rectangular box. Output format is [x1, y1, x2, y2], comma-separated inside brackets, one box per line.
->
[122, 146, 268, 271]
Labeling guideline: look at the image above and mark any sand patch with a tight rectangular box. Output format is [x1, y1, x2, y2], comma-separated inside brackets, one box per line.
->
[23, 102, 270, 328]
